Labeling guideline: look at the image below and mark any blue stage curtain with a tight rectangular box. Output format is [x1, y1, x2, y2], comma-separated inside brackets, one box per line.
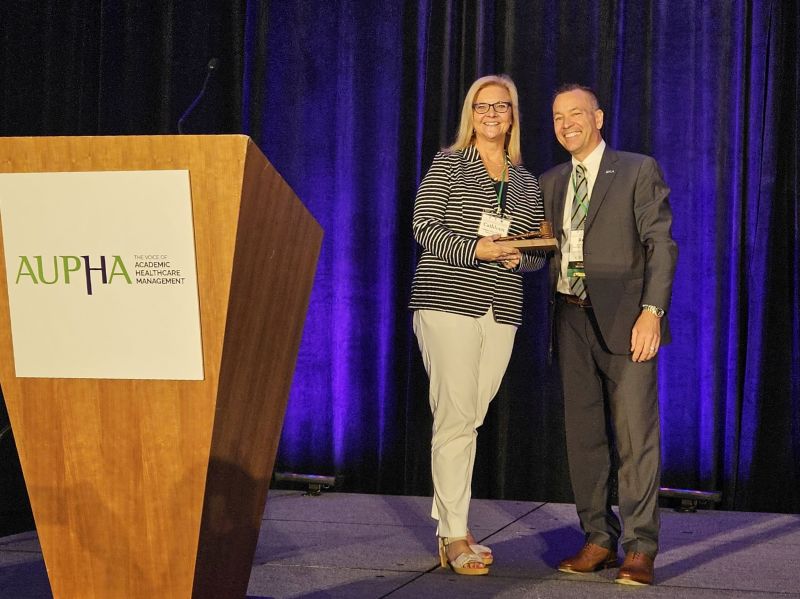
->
[0, 0, 797, 512]
[241, 0, 799, 511]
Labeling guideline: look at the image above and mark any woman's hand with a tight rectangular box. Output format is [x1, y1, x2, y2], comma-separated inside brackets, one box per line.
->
[475, 235, 521, 267]
[500, 253, 521, 269]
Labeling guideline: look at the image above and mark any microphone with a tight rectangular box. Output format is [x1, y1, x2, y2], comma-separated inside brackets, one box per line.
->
[177, 58, 220, 134]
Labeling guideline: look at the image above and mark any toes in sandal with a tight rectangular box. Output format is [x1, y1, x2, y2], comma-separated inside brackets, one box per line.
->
[469, 542, 494, 565]
[438, 537, 489, 576]
[467, 529, 493, 565]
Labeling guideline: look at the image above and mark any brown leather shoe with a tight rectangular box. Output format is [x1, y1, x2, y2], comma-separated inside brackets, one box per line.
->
[558, 542, 618, 573]
[615, 551, 654, 585]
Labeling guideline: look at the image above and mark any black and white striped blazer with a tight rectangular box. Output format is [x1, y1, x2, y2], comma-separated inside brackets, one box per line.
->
[409, 145, 546, 326]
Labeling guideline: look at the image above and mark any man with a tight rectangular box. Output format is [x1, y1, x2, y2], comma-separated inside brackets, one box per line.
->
[539, 84, 677, 586]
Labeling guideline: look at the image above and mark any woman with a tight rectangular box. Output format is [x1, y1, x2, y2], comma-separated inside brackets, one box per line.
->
[410, 74, 546, 575]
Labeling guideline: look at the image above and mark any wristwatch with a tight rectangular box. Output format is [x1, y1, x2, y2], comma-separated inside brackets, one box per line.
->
[641, 304, 665, 317]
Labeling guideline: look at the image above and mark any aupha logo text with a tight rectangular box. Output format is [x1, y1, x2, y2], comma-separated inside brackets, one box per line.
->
[15, 256, 132, 295]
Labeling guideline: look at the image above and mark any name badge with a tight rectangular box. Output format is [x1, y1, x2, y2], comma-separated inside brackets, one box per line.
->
[567, 229, 585, 278]
[568, 229, 584, 262]
[477, 209, 512, 237]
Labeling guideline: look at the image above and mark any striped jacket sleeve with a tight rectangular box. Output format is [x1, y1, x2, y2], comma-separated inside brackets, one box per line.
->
[412, 152, 480, 268]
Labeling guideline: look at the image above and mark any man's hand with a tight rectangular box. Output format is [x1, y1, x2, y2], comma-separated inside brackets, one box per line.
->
[630, 311, 661, 362]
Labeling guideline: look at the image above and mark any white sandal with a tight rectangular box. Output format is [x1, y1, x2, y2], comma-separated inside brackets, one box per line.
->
[438, 537, 489, 576]
[467, 530, 494, 565]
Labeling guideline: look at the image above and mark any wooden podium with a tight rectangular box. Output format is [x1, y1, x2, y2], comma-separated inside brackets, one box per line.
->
[0, 135, 323, 598]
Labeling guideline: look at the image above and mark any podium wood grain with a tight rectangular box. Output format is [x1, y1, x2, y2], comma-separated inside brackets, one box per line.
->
[0, 135, 323, 599]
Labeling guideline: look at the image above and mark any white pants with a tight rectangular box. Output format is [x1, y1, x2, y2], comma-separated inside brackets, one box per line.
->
[413, 307, 517, 538]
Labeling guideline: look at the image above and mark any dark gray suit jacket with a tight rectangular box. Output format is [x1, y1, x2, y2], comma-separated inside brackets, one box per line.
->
[539, 146, 678, 354]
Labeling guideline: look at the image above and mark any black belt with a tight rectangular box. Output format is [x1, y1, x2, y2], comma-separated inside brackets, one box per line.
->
[557, 292, 592, 308]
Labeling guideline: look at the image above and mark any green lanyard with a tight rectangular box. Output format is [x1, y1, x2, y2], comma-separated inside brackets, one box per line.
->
[571, 165, 589, 216]
[494, 156, 508, 214]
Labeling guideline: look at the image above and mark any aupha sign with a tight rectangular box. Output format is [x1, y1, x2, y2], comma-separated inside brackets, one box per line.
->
[0, 170, 204, 379]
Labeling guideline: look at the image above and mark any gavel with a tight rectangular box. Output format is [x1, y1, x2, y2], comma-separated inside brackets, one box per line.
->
[496, 220, 554, 242]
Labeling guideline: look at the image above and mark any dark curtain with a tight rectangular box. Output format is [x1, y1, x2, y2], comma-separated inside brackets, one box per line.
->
[0, 1, 245, 135]
[1, 1, 798, 513]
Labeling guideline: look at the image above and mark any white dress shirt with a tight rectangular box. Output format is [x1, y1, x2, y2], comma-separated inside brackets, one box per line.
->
[557, 140, 606, 295]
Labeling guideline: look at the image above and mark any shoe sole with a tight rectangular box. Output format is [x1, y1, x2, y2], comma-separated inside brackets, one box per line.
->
[558, 561, 618, 574]
[615, 577, 650, 586]
[449, 568, 489, 576]
[558, 566, 589, 574]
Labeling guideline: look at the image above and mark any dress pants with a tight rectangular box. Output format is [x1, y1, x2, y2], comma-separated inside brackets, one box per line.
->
[413, 307, 517, 538]
[557, 300, 661, 557]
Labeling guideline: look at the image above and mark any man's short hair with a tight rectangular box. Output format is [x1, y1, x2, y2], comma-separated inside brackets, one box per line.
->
[552, 83, 600, 110]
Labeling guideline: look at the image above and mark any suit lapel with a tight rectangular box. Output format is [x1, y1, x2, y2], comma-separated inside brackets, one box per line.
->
[464, 145, 488, 186]
[552, 162, 572, 242]
[585, 148, 618, 232]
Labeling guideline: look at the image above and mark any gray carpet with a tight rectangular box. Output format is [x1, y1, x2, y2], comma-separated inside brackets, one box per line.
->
[1, 490, 798, 598]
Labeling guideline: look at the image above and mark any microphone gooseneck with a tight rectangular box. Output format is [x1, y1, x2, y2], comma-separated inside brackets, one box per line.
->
[177, 58, 219, 134]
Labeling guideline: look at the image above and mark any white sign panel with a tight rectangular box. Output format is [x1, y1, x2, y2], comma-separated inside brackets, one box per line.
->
[0, 170, 204, 379]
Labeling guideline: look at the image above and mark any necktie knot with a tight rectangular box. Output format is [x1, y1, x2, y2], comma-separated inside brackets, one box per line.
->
[575, 163, 586, 179]
[572, 165, 589, 214]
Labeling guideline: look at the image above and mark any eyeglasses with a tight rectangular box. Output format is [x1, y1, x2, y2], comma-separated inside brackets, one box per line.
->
[472, 101, 512, 114]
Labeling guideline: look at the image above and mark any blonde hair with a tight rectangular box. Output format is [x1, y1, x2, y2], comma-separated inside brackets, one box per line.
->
[448, 74, 522, 165]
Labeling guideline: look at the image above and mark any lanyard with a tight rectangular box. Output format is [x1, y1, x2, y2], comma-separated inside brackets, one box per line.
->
[493, 156, 508, 213]
[571, 165, 589, 216]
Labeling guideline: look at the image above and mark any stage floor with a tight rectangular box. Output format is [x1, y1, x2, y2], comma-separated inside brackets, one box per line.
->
[1, 490, 799, 598]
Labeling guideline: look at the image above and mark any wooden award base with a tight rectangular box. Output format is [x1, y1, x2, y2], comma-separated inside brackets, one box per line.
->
[501, 237, 558, 252]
